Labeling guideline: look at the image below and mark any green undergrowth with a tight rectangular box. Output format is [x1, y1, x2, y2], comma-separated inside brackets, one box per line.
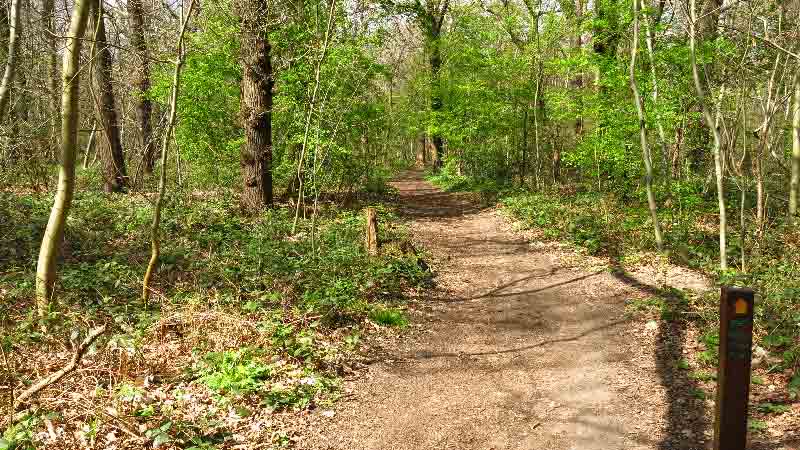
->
[425, 162, 506, 205]
[428, 170, 800, 397]
[0, 189, 430, 449]
[499, 187, 799, 383]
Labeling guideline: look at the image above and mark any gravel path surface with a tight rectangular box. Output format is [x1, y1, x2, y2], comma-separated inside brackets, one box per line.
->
[300, 171, 794, 450]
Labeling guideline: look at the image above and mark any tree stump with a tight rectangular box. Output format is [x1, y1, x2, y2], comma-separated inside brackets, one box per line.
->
[365, 207, 379, 256]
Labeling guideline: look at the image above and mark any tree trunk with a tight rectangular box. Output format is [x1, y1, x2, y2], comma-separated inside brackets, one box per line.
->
[753, 53, 783, 231]
[0, 0, 22, 122]
[90, 0, 128, 193]
[572, 0, 583, 137]
[239, 0, 273, 212]
[690, 0, 727, 270]
[533, 59, 543, 188]
[10, 51, 28, 161]
[127, 0, 154, 174]
[672, 124, 684, 177]
[642, 0, 669, 176]
[790, 69, 800, 220]
[142, 0, 195, 305]
[521, 107, 528, 185]
[755, 133, 765, 230]
[416, 134, 426, 167]
[697, 0, 722, 39]
[429, 28, 444, 169]
[630, 0, 664, 250]
[36, 0, 93, 319]
[740, 99, 749, 273]
[43, 0, 59, 153]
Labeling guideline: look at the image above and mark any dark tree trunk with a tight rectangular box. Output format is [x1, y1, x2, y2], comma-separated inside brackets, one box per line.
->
[90, 0, 127, 193]
[592, 0, 621, 58]
[698, 0, 722, 39]
[421, 0, 449, 171]
[416, 134, 426, 167]
[239, 0, 273, 211]
[429, 29, 444, 169]
[127, 0, 154, 174]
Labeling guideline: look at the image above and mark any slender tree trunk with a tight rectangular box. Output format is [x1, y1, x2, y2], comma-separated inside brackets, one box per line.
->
[127, 0, 154, 174]
[385, 76, 393, 165]
[0, 0, 22, 122]
[790, 68, 800, 220]
[753, 54, 783, 231]
[642, 0, 669, 176]
[690, 0, 727, 270]
[521, 107, 528, 185]
[35, 0, 93, 319]
[754, 135, 765, 230]
[533, 58, 543, 189]
[740, 99, 749, 273]
[630, 0, 664, 250]
[142, 0, 195, 305]
[429, 28, 444, 169]
[90, 0, 127, 193]
[292, 0, 336, 233]
[43, 0, 59, 153]
[572, 0, 583, 137]
[239, 0, 273, 212]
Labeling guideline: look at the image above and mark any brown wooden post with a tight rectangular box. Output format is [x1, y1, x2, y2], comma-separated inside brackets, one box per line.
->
[365, 207, 378, 256]
[713, 286, 755, 450]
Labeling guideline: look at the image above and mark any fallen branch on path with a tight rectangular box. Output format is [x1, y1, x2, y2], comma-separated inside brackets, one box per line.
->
[13, 324, 107, 412]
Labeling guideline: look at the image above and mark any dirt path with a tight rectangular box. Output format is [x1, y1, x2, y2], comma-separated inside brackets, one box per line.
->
[303, 172, 714, 450]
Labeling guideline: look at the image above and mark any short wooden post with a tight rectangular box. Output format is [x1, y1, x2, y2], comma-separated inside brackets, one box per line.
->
[365, 207, 379, 256]
[713, 286, 755, 450]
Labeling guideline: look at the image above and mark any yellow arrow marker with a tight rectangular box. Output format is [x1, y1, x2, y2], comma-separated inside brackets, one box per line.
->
[735, 298, 749, 315]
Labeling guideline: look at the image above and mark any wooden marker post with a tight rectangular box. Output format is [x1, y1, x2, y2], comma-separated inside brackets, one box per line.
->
[365, 207, 378, 256]
[713, 286, 755, 450]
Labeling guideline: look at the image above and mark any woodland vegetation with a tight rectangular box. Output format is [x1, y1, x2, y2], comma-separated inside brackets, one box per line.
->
[0, 0, 799, 448]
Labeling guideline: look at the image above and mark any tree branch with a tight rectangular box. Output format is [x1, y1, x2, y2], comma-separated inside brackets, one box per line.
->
[12, 325, 107, 411]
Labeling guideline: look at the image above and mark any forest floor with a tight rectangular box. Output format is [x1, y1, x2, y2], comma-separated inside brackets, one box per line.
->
[298, 171, 800, 450]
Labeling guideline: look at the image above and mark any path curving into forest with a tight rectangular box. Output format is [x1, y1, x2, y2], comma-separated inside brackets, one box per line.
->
[302, 171, 712, 450]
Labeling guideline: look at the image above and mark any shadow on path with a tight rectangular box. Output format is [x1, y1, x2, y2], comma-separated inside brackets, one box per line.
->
[421, 270, 603, 303]
[608, 258, 708, 450]
[410, 318, 629, 359]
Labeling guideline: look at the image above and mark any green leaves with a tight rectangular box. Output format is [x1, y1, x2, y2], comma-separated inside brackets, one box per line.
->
[193, 348, 274, 396]
[1, 415, 39, 450]
[144, 421, 173, 448]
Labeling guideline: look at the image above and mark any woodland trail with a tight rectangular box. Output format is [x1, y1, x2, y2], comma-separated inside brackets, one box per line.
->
[303, 171, 716, 450]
